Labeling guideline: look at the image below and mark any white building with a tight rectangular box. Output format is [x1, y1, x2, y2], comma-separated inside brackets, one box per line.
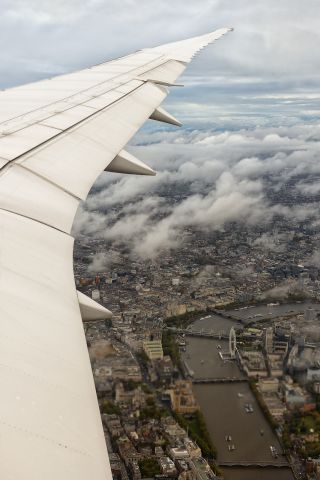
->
[92, 289, 101, 301]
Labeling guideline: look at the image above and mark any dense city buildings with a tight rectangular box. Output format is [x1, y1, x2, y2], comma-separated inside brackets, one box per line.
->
[74, 177, 320, 480]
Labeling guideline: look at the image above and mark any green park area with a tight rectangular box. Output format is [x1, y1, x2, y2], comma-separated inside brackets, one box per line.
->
[283, 410, 320, 458]
[139, 458, 161, 477]
[174, 410, 217, 459]
[139, 398, 169, 420]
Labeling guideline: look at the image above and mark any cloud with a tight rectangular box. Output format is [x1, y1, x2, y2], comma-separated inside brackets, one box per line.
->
[2, 0, 101, 25]
[131, 178, 265, 258]
[296, 181, 320, 196]
[306, 250, 320, 268]
[73, 122, 320, 259]
[87, 250, 122, 273]
[260, 279, 301, 301]
[252, 233, 290, 253]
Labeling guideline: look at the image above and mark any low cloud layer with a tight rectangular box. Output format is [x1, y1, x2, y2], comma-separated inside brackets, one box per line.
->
[73, 122, 320, 259]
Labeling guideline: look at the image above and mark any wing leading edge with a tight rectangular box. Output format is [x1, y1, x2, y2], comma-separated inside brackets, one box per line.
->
[0, 28, 232, 480]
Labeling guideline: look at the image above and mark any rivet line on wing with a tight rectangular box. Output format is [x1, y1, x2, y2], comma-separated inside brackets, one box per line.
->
[0, 419, 92, 457]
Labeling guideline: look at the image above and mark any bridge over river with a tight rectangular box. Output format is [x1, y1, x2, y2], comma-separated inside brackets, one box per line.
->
[165, 325, 229, 339]
[219, 461, 289, 468]
[193, 377, 247, 384]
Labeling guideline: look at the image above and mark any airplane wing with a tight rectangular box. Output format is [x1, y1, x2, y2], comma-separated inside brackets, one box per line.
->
[0, 28, 232, 480]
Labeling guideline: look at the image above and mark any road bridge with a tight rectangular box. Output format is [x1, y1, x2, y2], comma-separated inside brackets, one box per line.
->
[185, 331, 229, 339]
[193, 377, 247, 384]
[165, 326, 229, 340]
[219, 461, 289, 468]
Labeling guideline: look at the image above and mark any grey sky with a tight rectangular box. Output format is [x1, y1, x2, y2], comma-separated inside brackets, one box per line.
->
[1, 0, 319, 126]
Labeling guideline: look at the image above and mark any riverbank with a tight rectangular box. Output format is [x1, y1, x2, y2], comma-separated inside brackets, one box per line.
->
[164, 309, 209, 329]
[174, 410, 217, 459]
[182, 313, 295, 480]
[248, 380, 279, 431]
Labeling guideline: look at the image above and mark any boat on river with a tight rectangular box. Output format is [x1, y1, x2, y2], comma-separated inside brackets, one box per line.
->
[270, 445, 278, 458]
[244, 403, 254, 413]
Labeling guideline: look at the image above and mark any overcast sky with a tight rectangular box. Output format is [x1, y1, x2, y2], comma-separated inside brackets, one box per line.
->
[1, 0, 320, 126]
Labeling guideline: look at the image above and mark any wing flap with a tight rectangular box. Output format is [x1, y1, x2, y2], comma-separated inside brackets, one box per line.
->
[0, 164, 79, 231]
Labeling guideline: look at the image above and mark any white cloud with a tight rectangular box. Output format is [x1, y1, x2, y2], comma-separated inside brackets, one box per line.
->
[88, 250, 121, 273]
[73, 122, 320, 259]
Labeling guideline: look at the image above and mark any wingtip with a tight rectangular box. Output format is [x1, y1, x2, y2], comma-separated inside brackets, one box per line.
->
[143, 27, 233, 64]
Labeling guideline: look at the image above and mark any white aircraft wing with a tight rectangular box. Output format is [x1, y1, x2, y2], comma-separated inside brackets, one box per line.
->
[0, 28, 232, 480]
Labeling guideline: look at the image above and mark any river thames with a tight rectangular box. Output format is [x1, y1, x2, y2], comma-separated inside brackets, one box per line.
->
[182, 311, 296, 480]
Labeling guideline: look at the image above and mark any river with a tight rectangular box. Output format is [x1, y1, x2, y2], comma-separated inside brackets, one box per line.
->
[182, 310, 296, 480]
[228, 302, 320, 324]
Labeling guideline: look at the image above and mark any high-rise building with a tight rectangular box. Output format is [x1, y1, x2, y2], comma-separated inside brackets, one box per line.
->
[92, 289, 101, 301]
[142, 326, 163, 360]
[265, 327, 274, 354]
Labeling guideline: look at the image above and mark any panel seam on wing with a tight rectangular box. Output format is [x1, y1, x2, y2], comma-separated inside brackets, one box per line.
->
[0, 79, 162, 173]
[0, 207, 72, 236]
[15, 164, 82, 201]
[0, 83, 143, 171]
[0, 56, 166, 131]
